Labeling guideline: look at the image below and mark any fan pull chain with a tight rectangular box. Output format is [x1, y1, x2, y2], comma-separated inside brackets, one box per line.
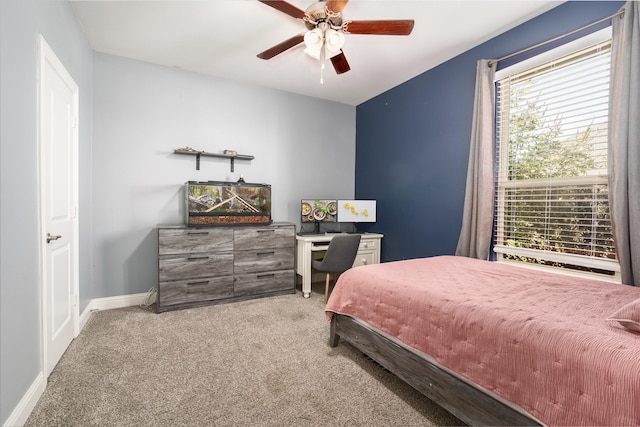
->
[320, 43, 326, 84]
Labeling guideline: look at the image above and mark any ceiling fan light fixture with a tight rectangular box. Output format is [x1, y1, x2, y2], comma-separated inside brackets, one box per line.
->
[304, 28, 323, 48]
[303, 28, 324, 59]
[324, 29, 345, 53]
[303, 46, 321, 60]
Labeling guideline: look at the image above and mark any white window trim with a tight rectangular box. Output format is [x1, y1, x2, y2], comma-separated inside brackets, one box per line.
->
[495, 27, 612, 81]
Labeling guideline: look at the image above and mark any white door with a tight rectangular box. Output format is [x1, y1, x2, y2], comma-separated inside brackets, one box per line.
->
[39, 36, 79, 377]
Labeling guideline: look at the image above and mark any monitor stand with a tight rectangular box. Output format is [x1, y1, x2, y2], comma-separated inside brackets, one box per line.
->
[298, 221, 321, 236]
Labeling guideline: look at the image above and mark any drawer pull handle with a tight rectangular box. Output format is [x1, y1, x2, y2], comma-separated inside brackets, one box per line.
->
[187, 281, 208, 286]
[187, 231, 209, 235]
[187, 256, 209, 261]
[256, 229, 275, 233]
[257, 273, 275, 278]
[257, 251, 275, 256]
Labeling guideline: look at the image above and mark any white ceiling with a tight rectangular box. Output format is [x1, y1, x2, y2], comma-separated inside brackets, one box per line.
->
[70, 0, 563, 106]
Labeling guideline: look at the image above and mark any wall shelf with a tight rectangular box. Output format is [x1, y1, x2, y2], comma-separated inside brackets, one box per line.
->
[174, 150, 254, 172]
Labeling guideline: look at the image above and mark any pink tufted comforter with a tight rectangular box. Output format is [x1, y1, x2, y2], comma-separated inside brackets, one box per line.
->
[325, 256, 640, 426]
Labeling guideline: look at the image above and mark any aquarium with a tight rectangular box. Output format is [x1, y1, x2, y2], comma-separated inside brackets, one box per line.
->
[185, 181, 271, 226]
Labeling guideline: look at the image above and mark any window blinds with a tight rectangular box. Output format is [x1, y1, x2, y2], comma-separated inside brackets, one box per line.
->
[494, 39, 618, 274]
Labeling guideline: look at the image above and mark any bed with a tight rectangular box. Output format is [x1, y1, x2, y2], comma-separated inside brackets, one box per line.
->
[325, 255, 640, 426]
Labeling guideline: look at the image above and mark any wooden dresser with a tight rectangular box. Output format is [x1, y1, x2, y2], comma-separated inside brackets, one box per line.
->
[157, 222, 295, 313]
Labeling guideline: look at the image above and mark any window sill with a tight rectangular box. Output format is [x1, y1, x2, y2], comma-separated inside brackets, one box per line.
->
[496, 257, 621, 284]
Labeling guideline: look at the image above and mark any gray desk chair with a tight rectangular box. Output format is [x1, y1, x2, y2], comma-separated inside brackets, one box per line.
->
[312, 234, 361, 303]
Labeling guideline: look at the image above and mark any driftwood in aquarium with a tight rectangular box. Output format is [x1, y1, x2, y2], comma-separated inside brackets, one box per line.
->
[205, 194, 260, 213]
[203, 188, 260, 213]
[225, 188, 260, 213]
[189, 196, 210, 210]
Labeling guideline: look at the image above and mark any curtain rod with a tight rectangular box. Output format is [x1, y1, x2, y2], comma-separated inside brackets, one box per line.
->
[488, 8, 625, 67]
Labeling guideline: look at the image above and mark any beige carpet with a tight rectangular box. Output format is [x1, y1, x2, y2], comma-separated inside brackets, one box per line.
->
[26, 288, 463, 426]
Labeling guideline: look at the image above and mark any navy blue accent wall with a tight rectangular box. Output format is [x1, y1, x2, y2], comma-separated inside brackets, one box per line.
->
[356, 1, 624, 262]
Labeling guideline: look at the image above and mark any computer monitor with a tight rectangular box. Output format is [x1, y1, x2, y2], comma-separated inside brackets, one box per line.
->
[300, 199, 337, 233]
[337, 200, 376, 223]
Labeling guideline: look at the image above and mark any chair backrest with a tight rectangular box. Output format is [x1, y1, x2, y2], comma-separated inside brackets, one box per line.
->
[315, 234, 362, 274]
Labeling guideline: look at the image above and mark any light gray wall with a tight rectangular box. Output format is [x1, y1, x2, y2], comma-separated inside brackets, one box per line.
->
[91, 53, 356, 298]
[1, 1, 355, 423]
[0, 0, 93, 424]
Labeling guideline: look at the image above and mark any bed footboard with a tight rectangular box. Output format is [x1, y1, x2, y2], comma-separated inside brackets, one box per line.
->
[329, 314, 540, 426]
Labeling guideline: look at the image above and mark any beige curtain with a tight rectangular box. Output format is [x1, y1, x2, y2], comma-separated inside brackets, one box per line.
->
[455, 60, 497, 260]
[609, 1, 640, 286]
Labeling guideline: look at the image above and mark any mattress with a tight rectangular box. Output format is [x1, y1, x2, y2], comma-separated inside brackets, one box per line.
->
[325, 255, 640, 426]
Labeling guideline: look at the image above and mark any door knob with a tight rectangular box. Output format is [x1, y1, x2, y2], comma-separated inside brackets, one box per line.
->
[46, 233, 62, 243]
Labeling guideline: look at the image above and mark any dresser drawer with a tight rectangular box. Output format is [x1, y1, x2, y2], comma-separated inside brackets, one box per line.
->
[159, 253, 233, 281]
[159, 276, 234, 307]
[234, 269, 294, 297]
[159, 228, 233, 255]
[234, 247, 294, 274]
[234, 226, 294, 251]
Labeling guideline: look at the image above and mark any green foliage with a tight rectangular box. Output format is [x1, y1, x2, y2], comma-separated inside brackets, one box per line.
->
[507, 88, 595, 180]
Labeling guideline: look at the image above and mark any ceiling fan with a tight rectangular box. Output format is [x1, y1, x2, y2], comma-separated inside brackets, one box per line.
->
[257, 0, 414, 76]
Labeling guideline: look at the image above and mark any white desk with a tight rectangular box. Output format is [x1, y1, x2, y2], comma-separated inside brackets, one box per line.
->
[295, 233, 383, 298]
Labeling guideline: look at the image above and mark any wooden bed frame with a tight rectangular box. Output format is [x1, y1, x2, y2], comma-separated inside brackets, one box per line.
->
[329, 313, 541, 426]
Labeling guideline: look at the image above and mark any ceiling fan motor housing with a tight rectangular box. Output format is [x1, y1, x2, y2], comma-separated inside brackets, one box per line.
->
[304, 2, 343, 30]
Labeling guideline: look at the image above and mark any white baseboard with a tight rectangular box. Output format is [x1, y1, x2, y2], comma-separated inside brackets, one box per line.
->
[6, 291, 155, 427]
[90, 291, 154, 311]
[79, 290, 155, 330]
[2, 372, 46, 427]
[79, 302, 93, 331]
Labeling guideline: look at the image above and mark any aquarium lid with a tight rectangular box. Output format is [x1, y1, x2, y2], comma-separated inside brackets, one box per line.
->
[186, 180, 270, 187]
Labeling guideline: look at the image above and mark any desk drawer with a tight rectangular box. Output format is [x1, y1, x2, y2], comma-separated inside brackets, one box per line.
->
[353, 251, 376, 268]
[359, 238, 378, 251]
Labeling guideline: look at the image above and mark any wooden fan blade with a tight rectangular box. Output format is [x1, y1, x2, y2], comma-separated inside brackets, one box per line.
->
[330, 52, 351, 74]
[343, 20, 415, 35]
[326, 0, 349, 13]
[258, 0, 306, 19]
[257, 34, 305, 60]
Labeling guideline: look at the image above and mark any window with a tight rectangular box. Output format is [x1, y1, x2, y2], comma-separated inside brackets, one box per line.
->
[494, 29, 619, 278]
